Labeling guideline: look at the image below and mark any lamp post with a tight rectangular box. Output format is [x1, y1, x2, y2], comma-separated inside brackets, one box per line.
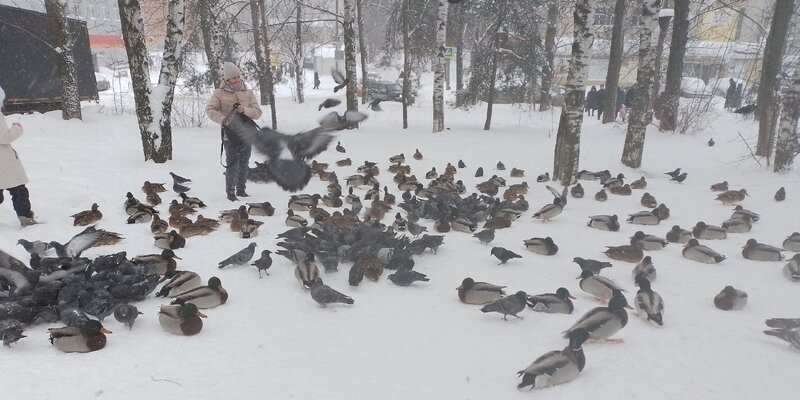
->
[652, 7, 674, 115]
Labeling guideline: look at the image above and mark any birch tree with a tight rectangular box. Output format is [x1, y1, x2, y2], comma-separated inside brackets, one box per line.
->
[249, 0, 270, 105]
[658, 0, 687, 132]
[343, 0, 359, 115]
[197, 0, 223, 86]
[294, 2, 304, 103]
[774, 67, 800, 173]
[118, 0, 185, 163]
[553, 0, 594, 185]
[45, 0, 81, 120]
[601, 0, 627, 124]
[258, 0, 277, 129]
[755, 0, 794, 158]
[539, 0, 558, 112]
[432, 0, 448, 132]
[621, 0, 660, 169]
[402, 0, 411, 129]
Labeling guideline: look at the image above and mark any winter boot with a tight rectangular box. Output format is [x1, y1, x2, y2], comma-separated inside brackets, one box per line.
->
[226, 190, 238, 202]
[236, 188, 249, 197]
[19, 216, 38, 227]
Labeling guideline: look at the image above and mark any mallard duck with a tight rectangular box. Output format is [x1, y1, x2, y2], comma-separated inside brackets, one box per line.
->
[168, 199, 196, 216]
[71, 203, 103, 226]
[391, 212, 407, 231]
[714, 286, 747, 310]
[633, 277, 664, 326]
[775, 187, 786, 201]
[570, 183, 584, 198]
[526, 287, 575, 314]
[150, 214, 168, 235]
[335, 141, 345, 153]
[127, 204, 154, 224]
[654, 203, 670, 220]
[782, 254, 800, 281]
[389, 153, 405, 164]
[483, 215, 512, 229]
[577, 269, 625, 301]
[412, 148, 422, 160]
[336, 158, 352, 167]
[692, 221, 727, 240]
[156, 270, 202, 297]
[179, 192, 206, 208]
[587, 215, 619, 231]
[285, 209, 308, 228]
[764, 325, 800, 350]
[382, 186, 395, 204]
[742, 238, 785, 261]
[153, 230, 185, 250]
[630, 177, 647, 189]
[49, 320, 112, 353]
[536, 172, 550, 183]
[721, 216, 752, 233]
[564, 290, 630, 342]
[532, 197, 563, 222]
[240, 219, 264, 239]
[666, 225, 692, 244]
[346, 173, 372, 188]
[179, 223, 215, 238]
[295, 253, 320, 289]
[159, 303, 206, 335]
[142, 181, 167, 193]
[682, 239, 725, 263]
[510, 168, 525, 178]
[288, 194, 319, 211]
[124, 192, 141, 215]
[318, 170, 338, 182]
[310, 160, 328, 173]
[514, 195, 529, 211]
[456, 277, 505, 305]
[602, 173, 626, 188]
[631, 232, 668, 250]
[425, 167, 438, 180]
[172, 277, 228, 309]
[327, 181, 342, 194]
[627, 210, 660, 225]
[523, 237, 558, 255]
[434, 217, 451, 233]
[731, 205, 759, 222]
[494, 207, 522, 221]
[603, 235, 645, 263]
[783, 232, 800, 252]
[716, 188, 748, 204]
[132, 249, 181, 276]
[194, 215, 220, 229]
[594, 189, 607, 202]
[517, 329, 590, 390]
[632, 256, 657, 282]
[640, 192, 657, 208]
[710, 181, 729, 192]
[451, 217, 477, 233]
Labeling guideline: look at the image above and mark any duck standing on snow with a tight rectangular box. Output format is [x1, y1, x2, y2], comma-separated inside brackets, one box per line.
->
[516, 329, 590, 390]
[159, 302, 207, 336]
[632, 256, 657, 282]
[563, 290, 630, 343]
[532, 197, 563, 222]
[527, 287, 575, 314]
[49, 320, 112, 353]
[633, 277, 664, 326]
[172, 277, 228, 309]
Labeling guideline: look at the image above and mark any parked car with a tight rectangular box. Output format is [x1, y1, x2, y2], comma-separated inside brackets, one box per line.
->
[95, 74, 110, 92]
[368, 81, 415, 104]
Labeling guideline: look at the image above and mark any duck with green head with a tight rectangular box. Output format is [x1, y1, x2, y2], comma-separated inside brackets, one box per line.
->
[132, 249, 181, 276]
[49, 320, 112, 353]
[159, 302, 207, 335]
[171, 277, 228, 309]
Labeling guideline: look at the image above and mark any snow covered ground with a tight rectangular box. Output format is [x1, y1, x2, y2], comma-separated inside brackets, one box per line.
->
[1, 73, 799, 400]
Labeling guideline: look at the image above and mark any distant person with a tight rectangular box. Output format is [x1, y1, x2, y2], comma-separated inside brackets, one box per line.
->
[624, 84, 636, 109]
[0, 86, 37, 226]
[205, 62, 263, 202]
[313, 71, 321, 89]
[724, 79, 736, 110]
[733, 83, 743, 109]
[586, 86, 597, 116]
[596, 84, 606, 120]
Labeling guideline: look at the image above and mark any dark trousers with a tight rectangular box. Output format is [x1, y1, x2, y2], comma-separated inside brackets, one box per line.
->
[597, 108, 603, 120]
[0, 184, 33, 217]
[224, 142, 251, 193]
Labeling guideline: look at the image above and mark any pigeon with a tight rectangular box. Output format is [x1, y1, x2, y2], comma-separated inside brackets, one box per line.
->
[733, 103, 757, 117]
[572, 257, 612, 275]
[458, 160, 466, 168]
[766, 318, 800, 330]
[0, 319, 26, 346]
[179, 193, 206, 208]
[331, 69, 349, 93]
[368, 98, 382, 111]
[473, 229, 496, 245]
[310, 277, 354, 307]
[251, 250, 273, 278]
[496, 161, 505, 170]
[218, 242, 257, 268]
[764, 326, 800, 350]
[480, 291, 528, 320]
[169, 172, 191, 184]
[775, 187, 785, 202]
[17, 239, 51, 257]
[348, 264, 365, 286]
[670, 172, 688, 183]
[664, 168, 682, 179]
[113, 303, 142, 329]
[318, 98, 341, 111]
[173, 181, 191, 194]
[387, 270, 429, 286]
[491, 246, 522, 265]
[708, 138, 715, 147]
[475, 167, 484, 177]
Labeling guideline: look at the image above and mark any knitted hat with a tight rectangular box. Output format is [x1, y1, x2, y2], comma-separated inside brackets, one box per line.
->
[222, 62, 242, 80]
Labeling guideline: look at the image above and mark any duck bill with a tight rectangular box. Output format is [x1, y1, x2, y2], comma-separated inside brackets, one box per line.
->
[172, 255, 183, 260]
[568, 295, 577, 299]
[455, 285, 463, 290]
[100, 328, 113, 334]
[624, 305, 634, 310]
[197, 311, 208, 318]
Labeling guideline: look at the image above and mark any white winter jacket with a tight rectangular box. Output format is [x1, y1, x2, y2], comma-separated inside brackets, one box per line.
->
[0, 112, 28, 189]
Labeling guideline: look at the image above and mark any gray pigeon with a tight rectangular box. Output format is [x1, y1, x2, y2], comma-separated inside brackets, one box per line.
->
[17, 239, 51, 257]
[173, 181, 191, 194]
[407, 221, 427, 237]
[348, 264, 365, 286]
[169, 172, 191, 184]
[473, 229, 496, 245]
[318, 98, 342, 111]
[218, 242, 257, 268]
[0, 319, 25, 346]
[491, 247, 522, 264]
[113, 303, 142, 329]
[310, 277, 354, 307]
[775, 187, 786, 201]
[572, 257, 612, 274]
[387, 270, 429, 286]
[251, 250, 273, 278]
[481, 291, 527, 320]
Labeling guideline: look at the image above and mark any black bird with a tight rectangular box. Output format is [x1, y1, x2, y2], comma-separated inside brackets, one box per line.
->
[318, 98, 341, 111]
[664, 168, 681, 179]
[251, 250, 273, 278]
[173, 181, 191, 194]
[388, 270, 429, 286]
[491, 247, 522, 265]
[348, 264, 365, 286]
[458, 160, 466, 168]
[0, 319, 25, 346]
[475, 167, 484, 177]
[733, 103, 757, 116]
[113, 303, 142, 329]
[169, 172, 191, 184]
[331, 69, 349, 93]
[496, 161, 506, 170]
[775, 187, 786, 202]
[572, 257, 612, 274]
[670, 172, 688, 183]
[368, 98, 382, 111]
[708, 138, 715, 147]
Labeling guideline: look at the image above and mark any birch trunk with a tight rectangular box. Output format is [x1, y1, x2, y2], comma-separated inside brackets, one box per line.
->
[601, 0, 626, 124]
[484, 0, 508, 131]
[402, 0, 411, 129]
[453, 4, 464, 100]
[658, 0, 688, 131]
[756, 0, 794, 158]
[45, 0, 82, 120]
[258, 0, 277, 129]
[343, 0, 359, 118]
[621, 0, 660, 169]
[198, 0, 223, 86]
[294, 3, 304, 103]
[433, 0, 448, 132]
[249, 0, 269, 104]
[539, 0, 558, 112]
[119, 0, 185, 163]
[356, 0, 368, 104]
[774, 67, 800, 173]
[553, 0, 594, 185]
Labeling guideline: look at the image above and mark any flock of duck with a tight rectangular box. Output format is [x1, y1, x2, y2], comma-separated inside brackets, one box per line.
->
[1, 136, 799, 391]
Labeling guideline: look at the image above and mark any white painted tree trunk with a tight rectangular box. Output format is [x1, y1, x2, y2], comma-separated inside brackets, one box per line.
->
[45, 0, 81, 120]
[622, 0, 660, 169]
[119, 0, 185, 163]
[432, 0, 448, 132]
[343, 0, 359, 116]
[774, 66, 800, 173]
[553, 0, 594, 184]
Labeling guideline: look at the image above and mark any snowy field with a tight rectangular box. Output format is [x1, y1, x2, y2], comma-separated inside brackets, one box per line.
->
[1, 72, 799, 400]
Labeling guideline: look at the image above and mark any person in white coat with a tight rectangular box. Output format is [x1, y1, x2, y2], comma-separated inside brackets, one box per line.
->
[205, 62, 262, 202]
[0, 86, 37, 226]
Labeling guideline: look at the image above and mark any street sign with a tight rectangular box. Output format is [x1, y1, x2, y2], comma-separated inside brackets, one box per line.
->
[443, 46, 457, 60]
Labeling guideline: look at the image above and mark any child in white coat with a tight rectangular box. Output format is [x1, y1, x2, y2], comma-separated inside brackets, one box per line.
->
[0, 86, 37, 226]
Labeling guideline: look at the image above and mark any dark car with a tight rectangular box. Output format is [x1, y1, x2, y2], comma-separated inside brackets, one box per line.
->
[368, 81, 415, 104]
